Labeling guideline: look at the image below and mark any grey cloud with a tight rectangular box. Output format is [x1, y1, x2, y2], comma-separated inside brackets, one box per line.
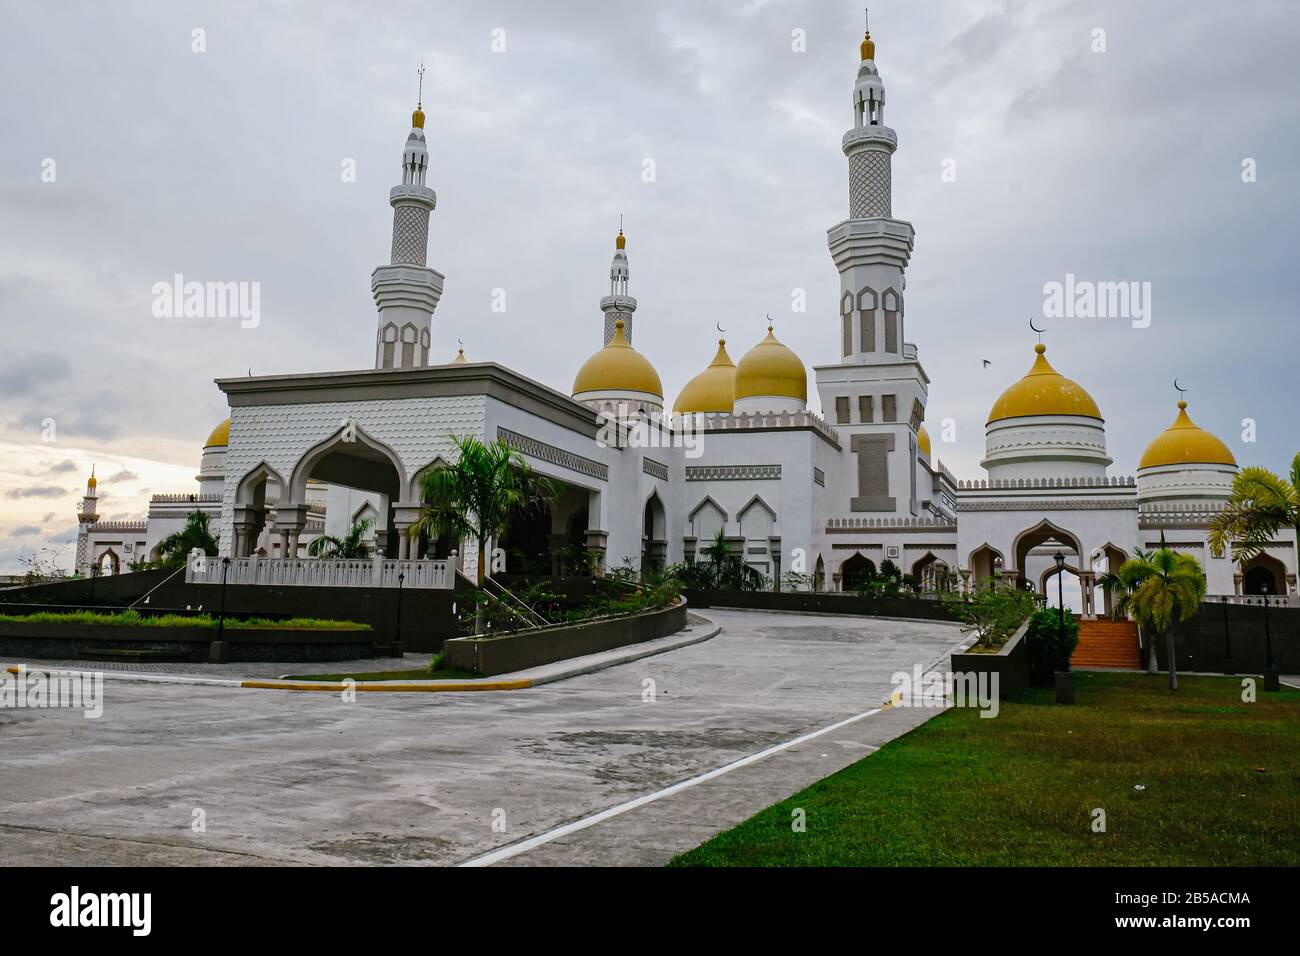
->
[4, 485, 68, 499]
[11, 525, 41, 536]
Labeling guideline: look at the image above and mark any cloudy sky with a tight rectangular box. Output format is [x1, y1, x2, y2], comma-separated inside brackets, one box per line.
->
[1, 0, 1298, 572]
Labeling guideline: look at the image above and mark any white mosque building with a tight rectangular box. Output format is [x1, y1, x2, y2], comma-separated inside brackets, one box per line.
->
[75, 26, 1297, 606]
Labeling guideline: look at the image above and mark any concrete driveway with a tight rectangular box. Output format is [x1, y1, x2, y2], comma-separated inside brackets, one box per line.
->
[0, 609, 965, 866]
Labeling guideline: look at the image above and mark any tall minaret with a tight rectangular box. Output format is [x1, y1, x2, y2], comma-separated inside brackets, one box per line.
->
[600, 221, 638, 345]
[75, 466, 99, 575]
[816, 15, 929, 519]
[373, 64, 445, 369]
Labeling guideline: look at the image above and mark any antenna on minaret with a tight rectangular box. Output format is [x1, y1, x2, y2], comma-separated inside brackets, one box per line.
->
[865, 7, 869, 32]
[417, 59, 426, 109]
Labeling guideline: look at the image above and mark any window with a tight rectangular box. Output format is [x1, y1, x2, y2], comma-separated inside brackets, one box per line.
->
[858, 395, 874, 423]
[835, 396, 850, 424]
[882, 395, 897, 422]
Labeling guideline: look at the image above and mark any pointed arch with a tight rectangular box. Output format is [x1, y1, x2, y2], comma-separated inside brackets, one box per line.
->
[235, 461, 286, 507]
[288, 423, 406, 504]
[688, 495, 728, 539]
[738, 494, 777, 539]
[408, 455, 450, 501]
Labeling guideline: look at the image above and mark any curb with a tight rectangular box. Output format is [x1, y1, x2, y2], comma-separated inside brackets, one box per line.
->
[2, 619, 722, 694]
[699, 605, 964, 627]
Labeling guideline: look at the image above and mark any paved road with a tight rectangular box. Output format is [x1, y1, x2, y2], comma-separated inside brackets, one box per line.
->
[0, 610, 965, 866]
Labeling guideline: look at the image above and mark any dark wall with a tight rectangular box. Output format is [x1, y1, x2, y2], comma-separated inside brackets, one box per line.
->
[683, 588, 961, 622]
[444, 600, 688, 676]
[0, 568, 175, 608]
[950, 626, 1029, 700]
[1156, 601, 1299, 673]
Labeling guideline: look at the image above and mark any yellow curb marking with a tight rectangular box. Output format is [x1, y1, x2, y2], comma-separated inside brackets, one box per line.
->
[240, 678, 533, 693]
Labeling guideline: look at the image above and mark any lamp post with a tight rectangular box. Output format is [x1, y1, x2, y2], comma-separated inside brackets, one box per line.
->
[1261, 585, 1279, 691]
[1221, 595, 1233, 675]
[393, 570, 405, 656]
[216, 556, 230, 643]
[1054, 551, 1074, 704]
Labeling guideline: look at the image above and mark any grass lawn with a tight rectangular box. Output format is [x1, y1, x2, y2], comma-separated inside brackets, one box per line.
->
[671, 672, 1300, 866]
[281, 667, 480, 682]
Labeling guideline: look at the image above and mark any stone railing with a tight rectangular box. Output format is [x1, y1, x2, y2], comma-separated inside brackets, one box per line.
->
[826, 516, 957, 531]
[88, 521, 148, 533]
[150, 493, 223, 504]
[1205, 593, 1299, 608]
[185, 553, 454, 589]
[696, 409, 841, 446]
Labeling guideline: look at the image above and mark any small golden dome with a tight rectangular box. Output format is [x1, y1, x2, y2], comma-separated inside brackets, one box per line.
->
[412, 107, 425, 129]
[572, 320, 663, 398]
[86, 467, 97, 491]
[917, 424, 932, 460]
[674, 338, 736, 414]
[204, 418, 231, 448]
[615, 228, 626, 250]
[450, 346, 467, 364]
[987, 343, 1101, 423]
[860, 31, 876, 61]
[1139, 401, 1237, 470]
[734, 326, 807, 403]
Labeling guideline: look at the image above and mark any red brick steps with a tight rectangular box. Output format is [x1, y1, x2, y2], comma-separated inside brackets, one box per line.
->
[1072, 619, 1141, 669]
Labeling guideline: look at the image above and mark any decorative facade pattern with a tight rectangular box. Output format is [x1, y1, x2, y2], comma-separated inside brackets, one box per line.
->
[848, 149, 891, 218]
[498, 427, 609, 481]
[685, 464, 781, 481]
[390, 206, 430, 265]
[643, 458, 669, 481]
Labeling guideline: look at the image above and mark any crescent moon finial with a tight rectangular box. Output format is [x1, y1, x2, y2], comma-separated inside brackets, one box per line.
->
[1174, 378, 1187, 394]
[458, 337, 464, 347]
[765, 312, 774, 331]
[716, 322, 725, 336]
[1028, 316, 1044, 341]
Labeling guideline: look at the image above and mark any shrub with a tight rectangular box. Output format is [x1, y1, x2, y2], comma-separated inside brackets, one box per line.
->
[943, 585, 1036, 648]
[1026, 605, 1080, 686]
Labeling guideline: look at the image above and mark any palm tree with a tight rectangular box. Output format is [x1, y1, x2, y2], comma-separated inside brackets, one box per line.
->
[1117, 538, 1207, 690]
[409, 435, 558, 588]
[157, 510, 219, 565]
[1209, 455, 1300, 583]
[308, 516, 375, 559]
[1099, 548, 1158, 673]
[696, 529, 766, 590]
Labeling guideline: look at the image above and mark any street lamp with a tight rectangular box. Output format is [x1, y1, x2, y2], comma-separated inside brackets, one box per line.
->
[1261, 584, 1279, 691]
[1054, 551, 1074, 704]
[1221, 595, 1233, 675]
[393, 570, 405, 656]
[216, 556, 231, 643]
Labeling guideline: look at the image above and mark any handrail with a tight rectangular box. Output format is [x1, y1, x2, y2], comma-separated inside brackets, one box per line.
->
[129, 562, 188, 609]
[482, 576, 550, 628]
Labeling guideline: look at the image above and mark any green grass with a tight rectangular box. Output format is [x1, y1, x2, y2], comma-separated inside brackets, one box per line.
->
[671, 672, 1300, 867]
[0, 609, 369, 630]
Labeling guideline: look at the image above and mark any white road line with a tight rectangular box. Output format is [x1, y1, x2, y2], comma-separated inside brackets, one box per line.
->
[458, 704, 886, 867]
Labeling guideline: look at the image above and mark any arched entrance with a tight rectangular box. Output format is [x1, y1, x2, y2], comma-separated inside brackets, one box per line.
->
[642, 491, 667, 574]
[839, 552, 876, 591]
[1093, 543, 1128, 614]
[967, 544, 1004, 589]
[911, 552, 951, 593]
[289, 427, 405, 558]
[1242, 553, 1286, 595]
[96, 548, 120, 576]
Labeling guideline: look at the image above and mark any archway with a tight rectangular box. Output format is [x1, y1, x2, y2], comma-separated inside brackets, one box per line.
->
[1242, 553, 1286, 595]
[968, 544, 1004, 589]
[911, 551, 951, 593]
[1093, 543, 1128, 614]
[839, 552, 876, 591]
[1040, 561, 1085, 614]
[289, 426, 405, 557]
[96, 548, 120, 576]
[1013, 520, 1082, 593]
[642, 491, 667, 573]
[232, 461, 284, 557]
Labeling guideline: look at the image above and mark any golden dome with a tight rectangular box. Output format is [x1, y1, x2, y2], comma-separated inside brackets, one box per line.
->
[987, 344, 1101, 423]
[615, 228, 626, 251]
[734, 325, 807, 403]
[450, 346, 467, 364]
[204, 418, 231, 448]
[86, 467, 97, 491]
[917, 424, 932, 459]
[572, 320, 663, 398]
[1139, 401, 1236, 470]
[674, 339, 736, 414]
[412, 106, 425, 129]
[860, 31, 876, 61]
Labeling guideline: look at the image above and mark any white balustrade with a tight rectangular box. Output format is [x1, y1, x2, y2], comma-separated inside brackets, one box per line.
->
[185, 553, 453, 589]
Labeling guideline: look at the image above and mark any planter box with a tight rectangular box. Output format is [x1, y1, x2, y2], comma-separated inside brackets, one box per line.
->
[0, 620, 375, 663]
[442, 599, 688, 676]
[949, 619, 1030, 701]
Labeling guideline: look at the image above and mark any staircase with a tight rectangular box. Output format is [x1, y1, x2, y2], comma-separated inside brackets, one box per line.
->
[1072, 619, 1141, 669]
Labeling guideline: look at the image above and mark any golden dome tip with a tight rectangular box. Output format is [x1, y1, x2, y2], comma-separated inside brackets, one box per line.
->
[1034, 343, 1046, 354]
[615, 229, 625, 250]
[860, 31, 876, 61]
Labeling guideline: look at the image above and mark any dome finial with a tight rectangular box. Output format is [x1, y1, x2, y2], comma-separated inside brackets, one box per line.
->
[860, 8, 876, 61]
[615, 213, 625, 250]
[412, 59, 427, 129]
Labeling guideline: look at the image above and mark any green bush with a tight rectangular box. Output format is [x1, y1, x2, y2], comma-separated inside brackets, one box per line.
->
[942, 585, 1036, 648]
[1026, 605, 1080, 686]
[0, 610, 368, 630]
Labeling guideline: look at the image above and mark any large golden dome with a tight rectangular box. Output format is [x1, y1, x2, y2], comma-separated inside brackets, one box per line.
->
[917, 424, 932, 459]
[987, 344, 1101, 423]
[204, 418, 231, 448]
[1139, 401, 1236, 469]
[572, 320, 663, 399]
[674, 339, 736, 414]
[733, 326, 807, 403]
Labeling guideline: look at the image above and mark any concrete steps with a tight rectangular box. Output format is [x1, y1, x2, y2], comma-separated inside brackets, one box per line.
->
[1072, 619, 1141, 669]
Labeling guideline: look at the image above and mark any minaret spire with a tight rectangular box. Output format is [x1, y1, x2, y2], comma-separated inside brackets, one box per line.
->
[602, 219, 637, 345]
[371, 68, 445, 369]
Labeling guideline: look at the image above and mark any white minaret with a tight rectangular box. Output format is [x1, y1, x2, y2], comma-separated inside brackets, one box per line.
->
[75, 466, 99, 575]
[601, 222, 637, 345]
[373, 64, 444, 369]
[815, 14, 931, 519]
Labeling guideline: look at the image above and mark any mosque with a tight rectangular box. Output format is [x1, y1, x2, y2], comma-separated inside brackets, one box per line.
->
[74, 26, 1297, 607]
